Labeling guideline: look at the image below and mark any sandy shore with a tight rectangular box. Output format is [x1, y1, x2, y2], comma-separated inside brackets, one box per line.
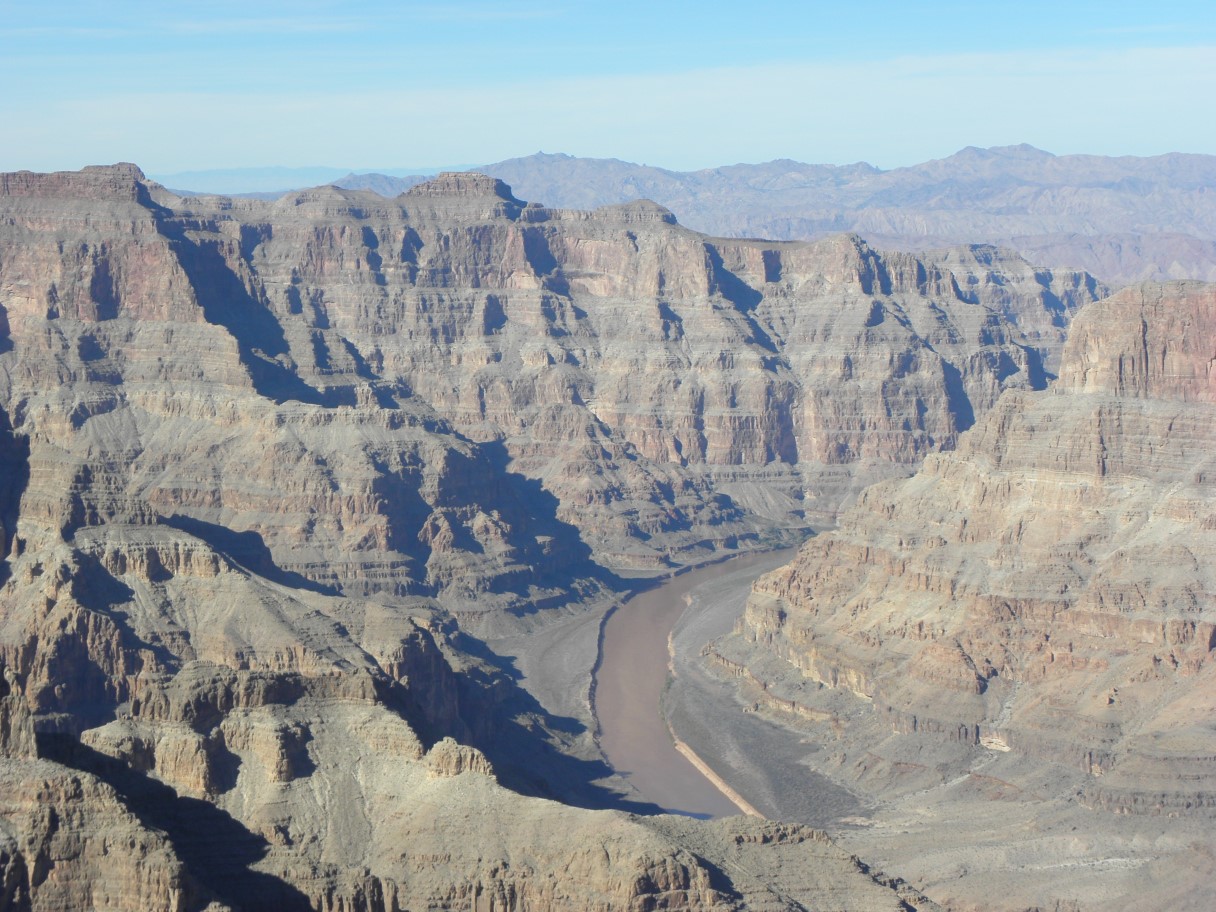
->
[664, 552, 867, 826]
[488, 545, 858, 823]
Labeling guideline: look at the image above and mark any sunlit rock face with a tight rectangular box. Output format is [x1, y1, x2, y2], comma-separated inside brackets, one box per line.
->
[0, 164, 986, 911]
[719, 281, 1216, 910]
[0, 164, 1097, 578]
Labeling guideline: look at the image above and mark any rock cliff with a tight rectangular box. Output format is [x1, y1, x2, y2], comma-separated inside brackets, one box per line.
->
[0, 164, 987, 909]
[1, 164, 1102, 579]
[191, 170, 1105, 564]
[713, 281, 1216, 910]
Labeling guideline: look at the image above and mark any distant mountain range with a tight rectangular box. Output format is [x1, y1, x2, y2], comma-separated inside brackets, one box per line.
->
[148, 163, 472, 195]
[336, 145, 1216, 286]
[150, 146, 1216, 286]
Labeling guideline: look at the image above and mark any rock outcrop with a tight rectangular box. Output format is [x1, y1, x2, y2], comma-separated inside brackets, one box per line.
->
[0, 164, 1103, 581]
[713, 281, 1216, 910]
[0, 628, 943, 912]
[194, 170, 1105, 562]
[0, 164, 978, 909]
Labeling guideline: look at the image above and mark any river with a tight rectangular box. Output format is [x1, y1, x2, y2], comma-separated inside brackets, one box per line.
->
[593, 549, 796, 818]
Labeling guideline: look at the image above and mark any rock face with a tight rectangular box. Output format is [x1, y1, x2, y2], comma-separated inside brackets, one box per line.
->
[202, 169, 1103, 565]
[0, 164, 1102, 576]
[0, 164, 612, 630]
[714, 281, 1216, 910]
[0, 164, 981, 910]
[0, 664, 205, 912]
[0, 651, 940, 912]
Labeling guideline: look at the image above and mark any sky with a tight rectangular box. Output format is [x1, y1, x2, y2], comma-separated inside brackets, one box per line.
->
[2, 1, 1215, 179]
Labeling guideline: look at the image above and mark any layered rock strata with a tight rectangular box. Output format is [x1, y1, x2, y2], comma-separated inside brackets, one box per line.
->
[0, 646, 940, 911]
[172, 168, 1101, 566]
[0, 164, 984, 909]
[713, 281, 1216, 910]
[0, 165, 610, 629]
[0, 165, 1105, 583]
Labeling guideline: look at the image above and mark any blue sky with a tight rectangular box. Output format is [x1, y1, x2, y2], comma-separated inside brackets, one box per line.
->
[2, 1, 1214, 175]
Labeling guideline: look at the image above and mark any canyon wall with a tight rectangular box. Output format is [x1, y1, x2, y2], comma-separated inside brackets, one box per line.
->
[714, 281, 1216, 910]
[182, 169, 1104, 567]
[1, 164, 1101, 581]
[0, 163, 1055, 909]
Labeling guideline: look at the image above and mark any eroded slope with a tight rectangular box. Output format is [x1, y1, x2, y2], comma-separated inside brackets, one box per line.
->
[0, 164, 982, 910]
[713, 281, 1216, 910]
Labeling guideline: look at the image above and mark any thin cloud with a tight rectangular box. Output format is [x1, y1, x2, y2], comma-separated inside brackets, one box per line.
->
[4, 44, 1214, 173]
[163, 17, 368, 35]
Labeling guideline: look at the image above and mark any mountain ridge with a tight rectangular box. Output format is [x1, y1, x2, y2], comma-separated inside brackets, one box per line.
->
[149, 146, 1216, 287]
[326, 146, 1216, 286]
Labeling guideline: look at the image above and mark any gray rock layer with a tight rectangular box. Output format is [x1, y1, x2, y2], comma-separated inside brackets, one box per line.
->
[714, 281, 1216, 910]
[0, 164, 988, 910]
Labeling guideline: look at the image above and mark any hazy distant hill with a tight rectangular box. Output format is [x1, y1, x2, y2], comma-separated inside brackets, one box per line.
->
[151, 165, 356, 194]
[335, 171, 432, 195]
[151, 165, 455, 195]
[335, 145, 1216, 286]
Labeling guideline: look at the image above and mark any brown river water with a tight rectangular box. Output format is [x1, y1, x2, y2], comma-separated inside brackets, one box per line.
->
[593, 550, 791, 818]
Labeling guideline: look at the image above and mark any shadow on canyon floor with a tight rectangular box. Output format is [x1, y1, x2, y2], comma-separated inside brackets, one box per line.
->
[383, 623, 668, 817]
[473, 439, 626, 603]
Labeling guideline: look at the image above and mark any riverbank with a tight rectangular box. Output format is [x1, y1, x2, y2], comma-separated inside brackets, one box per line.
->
[664, 558, 867, 826]
[665, 627, 764, 818]
[486, 543, 843, 820]
[593, 558, 752, 816]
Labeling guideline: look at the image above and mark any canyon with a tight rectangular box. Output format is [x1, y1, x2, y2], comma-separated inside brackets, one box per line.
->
[0, 160, 1207, 910]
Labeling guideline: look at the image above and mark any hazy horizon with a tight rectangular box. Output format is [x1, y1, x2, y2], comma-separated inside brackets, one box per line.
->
[136, 142, 1212, 196]
[3, 1, 1214, 176]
